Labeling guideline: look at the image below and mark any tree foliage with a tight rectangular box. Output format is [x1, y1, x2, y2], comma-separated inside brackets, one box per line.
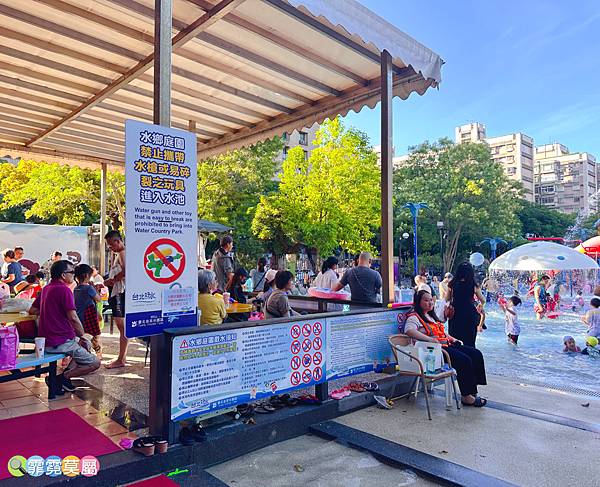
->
[252, 118, 380, 257]
[197, 138, 282, 267]
[516, 200, 575, 238]
[0, 160, 124, 227]
[393, 139, 522, 272]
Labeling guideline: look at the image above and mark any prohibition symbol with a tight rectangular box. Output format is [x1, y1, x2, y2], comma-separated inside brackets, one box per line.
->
[302, 323, 312, 337]
[313, 366, 323, 381]
[302, 369, 312, 383]
[291, 325, 301, 339]
[313, 322, 322, 335]
[313, 336, 323, 350]
[290, 371, 301, 386]
[290, 340, 301, 354]
[291, 356, 301, 370]
[313, 351, 322, 365]
[302, 339, 312, 352]
[302, 354, 312, 367]
[144, 238, 186, 284]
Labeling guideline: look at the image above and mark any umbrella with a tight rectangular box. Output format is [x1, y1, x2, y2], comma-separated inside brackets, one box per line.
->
[489, 242, 599, 271]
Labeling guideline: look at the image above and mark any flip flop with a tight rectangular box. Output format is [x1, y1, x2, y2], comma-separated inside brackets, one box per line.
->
[461, 397, 487, 407]
[297, 394, 320, 404]
[254, 404, 276, 414]
[280, 394, 299, 407]
[362, 382, 379, 392]
[237, 404, 255, 417]
[374, 395, 392, 409]
[330, 388, 351, 400]
[268, 396, 286, 409]
[133, 438, 155, 456]
[347, 382, 366, 393]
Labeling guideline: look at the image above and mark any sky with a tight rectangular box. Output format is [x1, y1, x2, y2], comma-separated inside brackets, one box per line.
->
[343, 0, 600, 157]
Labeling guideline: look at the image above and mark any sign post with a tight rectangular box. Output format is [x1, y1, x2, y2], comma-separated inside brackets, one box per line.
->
[125, 120, 198, 338]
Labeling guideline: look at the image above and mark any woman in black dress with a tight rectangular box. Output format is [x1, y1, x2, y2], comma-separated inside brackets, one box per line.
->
[448, 262, 486, 347]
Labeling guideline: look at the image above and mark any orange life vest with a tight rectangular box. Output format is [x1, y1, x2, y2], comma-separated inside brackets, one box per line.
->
[408, 312, 450, 347]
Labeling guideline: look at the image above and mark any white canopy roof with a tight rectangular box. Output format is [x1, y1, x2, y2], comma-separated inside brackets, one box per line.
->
[0, 0, 443, 166]
[489, 242, 600, 272]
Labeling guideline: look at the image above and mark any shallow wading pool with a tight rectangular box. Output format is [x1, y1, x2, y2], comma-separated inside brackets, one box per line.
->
[476, 306, 600, 396]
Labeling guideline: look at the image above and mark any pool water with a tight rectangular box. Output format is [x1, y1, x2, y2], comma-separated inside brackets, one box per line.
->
[476, 306, 600, 396]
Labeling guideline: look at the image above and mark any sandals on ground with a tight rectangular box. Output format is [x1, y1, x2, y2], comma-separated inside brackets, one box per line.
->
[461, 396, 487, 407]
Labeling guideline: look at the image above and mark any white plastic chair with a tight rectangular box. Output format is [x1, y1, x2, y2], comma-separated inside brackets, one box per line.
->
[388, 334, 460, 420]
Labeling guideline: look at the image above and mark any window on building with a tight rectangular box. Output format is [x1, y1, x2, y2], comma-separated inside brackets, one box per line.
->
[282, 132, 288, 142]
[282, 146, 288, 158]
[506, 167, 516, 176]
[303, 150, 308, 160]
[541, 186, 555, 194]
[299, 131, 308, 146]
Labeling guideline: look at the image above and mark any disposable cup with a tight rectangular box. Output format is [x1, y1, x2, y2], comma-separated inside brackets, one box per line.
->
[34, 337, 45, 358]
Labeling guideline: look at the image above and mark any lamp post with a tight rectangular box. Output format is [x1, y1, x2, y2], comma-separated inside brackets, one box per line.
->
[404, 203, 428, 277]
[398, 231, 409, 285]
[480, 237, 507, 261]
[436, 221, 444, 272]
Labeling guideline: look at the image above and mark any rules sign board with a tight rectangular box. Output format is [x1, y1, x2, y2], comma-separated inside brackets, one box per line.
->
[125, 120, 198, 338]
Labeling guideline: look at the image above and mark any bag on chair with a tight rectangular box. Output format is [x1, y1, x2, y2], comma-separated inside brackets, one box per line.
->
[0, 325, 19, 370]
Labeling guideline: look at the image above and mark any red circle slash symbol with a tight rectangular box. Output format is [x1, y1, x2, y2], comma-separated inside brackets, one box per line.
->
[313, 322, 322, 335]
[291, 356, 301, 370]
[313, 366, 322, 381]
[313, 337, 323, 350]
[302, 324, 311, 337]
[144, 238, 186, 284]
[290, 371, 301, 386]
[302, 369, 312, 383]
[290, 340, 301, 354]
[291, 325, 301, 339]
[313, 351, 322, 366]
[302, 339, 312, 352]
[302, 354, 312, 367]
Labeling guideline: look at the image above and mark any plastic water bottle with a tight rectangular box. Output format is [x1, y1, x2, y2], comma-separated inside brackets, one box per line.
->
[425, 347, 436, 374]
[394, 285, 401, 303]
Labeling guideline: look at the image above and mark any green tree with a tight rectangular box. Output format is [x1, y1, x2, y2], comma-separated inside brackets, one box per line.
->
[394, 139, 522, 272]
[252, 118, 380, 258]
[197, 138, 282, 267]
[516, 200, 575, 238]
[0, 160, 124, 227]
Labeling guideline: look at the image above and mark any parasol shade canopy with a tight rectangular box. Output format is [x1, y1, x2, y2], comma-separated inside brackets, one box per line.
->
[489, 241, 599, 272]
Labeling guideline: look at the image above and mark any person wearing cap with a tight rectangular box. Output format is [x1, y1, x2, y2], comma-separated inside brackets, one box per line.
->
[581, 336, 599, 357]
[259, 269, 278, 303]
[562, 336, 581, 353]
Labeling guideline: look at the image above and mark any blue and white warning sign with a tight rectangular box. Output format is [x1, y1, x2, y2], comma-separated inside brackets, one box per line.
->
[125, 120, 198, 338]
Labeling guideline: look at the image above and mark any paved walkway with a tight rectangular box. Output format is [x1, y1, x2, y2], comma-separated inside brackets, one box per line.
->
[207, 376, 600, 487]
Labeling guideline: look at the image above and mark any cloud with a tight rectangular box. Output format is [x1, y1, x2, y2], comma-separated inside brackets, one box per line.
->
[529, 102, 600, 142]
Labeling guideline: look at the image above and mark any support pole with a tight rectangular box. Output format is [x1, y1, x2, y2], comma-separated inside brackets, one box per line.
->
[149, 0, 173, 438]
[380, 50, 394, 305]
[99, 162, 107, 275]
[153, 0, 172, 126]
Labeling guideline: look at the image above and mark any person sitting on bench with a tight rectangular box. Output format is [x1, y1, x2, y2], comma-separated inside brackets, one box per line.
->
[29, 260, 100, 394]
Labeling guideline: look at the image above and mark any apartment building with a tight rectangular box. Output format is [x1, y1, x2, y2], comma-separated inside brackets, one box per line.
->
[455, 123, 535, 201]
[534, 143, 597, 215]
[278, 124, 318, 162]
